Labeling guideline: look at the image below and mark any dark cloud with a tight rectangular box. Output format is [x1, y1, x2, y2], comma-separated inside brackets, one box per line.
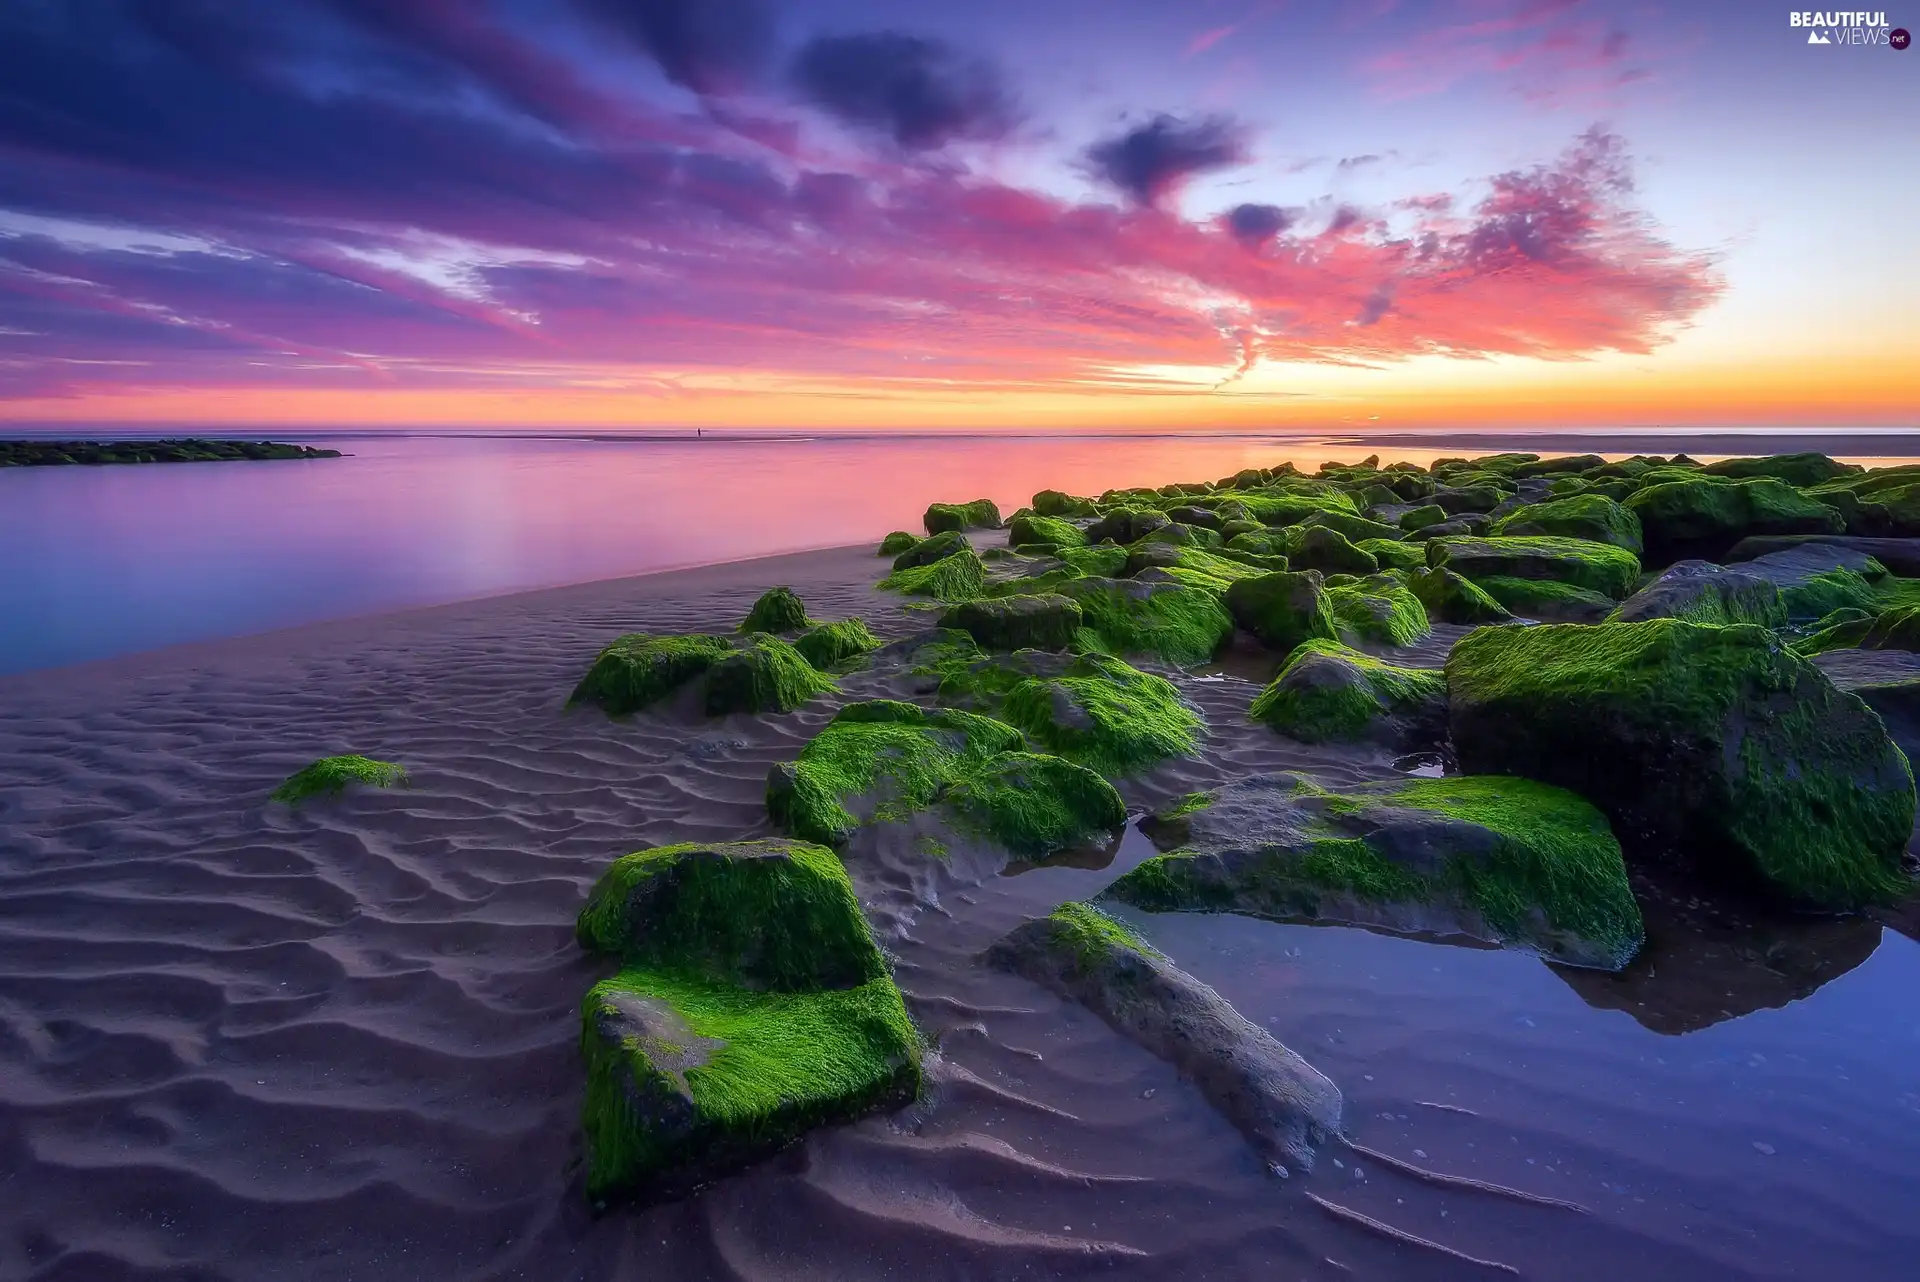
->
[1225, 202, 1291, 244]
[1356, 286, 1394, 326]
[1337, 154, 1381, 170]
[575, 0, 772, 95]
[791, 32, 1015, 151]
[1083, 114, 1248, 206]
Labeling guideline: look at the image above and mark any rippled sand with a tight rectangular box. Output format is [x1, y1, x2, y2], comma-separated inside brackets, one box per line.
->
[3, 542, 1918, 1281]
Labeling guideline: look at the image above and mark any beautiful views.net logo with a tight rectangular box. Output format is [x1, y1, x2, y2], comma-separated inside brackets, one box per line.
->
[1788, 11, 1905, 45]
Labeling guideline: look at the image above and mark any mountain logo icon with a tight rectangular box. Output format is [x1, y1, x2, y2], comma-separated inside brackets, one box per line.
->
[1807, 29, 1831, 43]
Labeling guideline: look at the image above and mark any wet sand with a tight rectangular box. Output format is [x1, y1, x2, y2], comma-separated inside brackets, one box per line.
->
[3, 542, 1918, 1281]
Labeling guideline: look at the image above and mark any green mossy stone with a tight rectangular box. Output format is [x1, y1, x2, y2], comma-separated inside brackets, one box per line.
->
[940, 593, 1083, 650]
[576, 839, 918, 1201]
[270, 754, 409, 804]
[924, 498, 1003, 534]
[1249, 639, 1445, 745]
[1290, 526, 1379, 577]
[1702, 453, 1858, 488]
[1626, 478, 1843, 562]
[891, 530, 972, 571]
[1792, 614, 1873, 656]
[1426, 535, 1640, 599]
[1607, 562, 1787, 628]
[1862, 605, 1920, 651]
[878, 531, 919, 556]
[1431, 484, 1507, 514]
[1399, 504, 1449, 532]
[1219, 519, 1264, 542]
[793, 619, 881, 670]
[1000, 651, 1202, 774]
[1104, 772, 1642, 970]
[1491, 494, 1644, 555]
[1298, 510, 1404, 544]
[1233, 491, 1360, 526]
[572, 634, 736, 715]
[704, 635, 836, 715]
[1474, 575, 1615, 622]
[738, 586, 813, 634]
[880, 549, 986, 602]
[1779, 568, 1879, 621]
[1032, 489, 1100, 517]
[1223, 570, 1339, 658]
[1057, 544, 1130, 577]
[1445, 619, 1914, 909]
[1086, 506, 1170, 545]
[1407, 567, 1512, 625]
[1327, 577, 1431, 647]
[943, 752, 1127, 854]
[1356, 538, 1427, 573]
[1059, 577, 1234, 666]
[1007, 514, 1089, 551]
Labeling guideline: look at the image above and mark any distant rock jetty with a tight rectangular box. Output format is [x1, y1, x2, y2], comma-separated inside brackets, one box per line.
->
[0, 438, 341, 466]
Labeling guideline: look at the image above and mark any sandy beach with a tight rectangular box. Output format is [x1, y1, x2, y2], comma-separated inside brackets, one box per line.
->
[4, 530, 1918, 1282]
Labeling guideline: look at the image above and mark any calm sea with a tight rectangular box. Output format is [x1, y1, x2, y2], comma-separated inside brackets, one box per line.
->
[2, 429, 1914, 674]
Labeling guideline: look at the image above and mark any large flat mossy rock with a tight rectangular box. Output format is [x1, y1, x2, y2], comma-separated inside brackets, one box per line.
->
[940, 593, 1083, 650]
[765, 700, 1124, 854]
[703, 635, 836, 715]
[1104, 773, 1641, 969]
[1407, 567, 1511, 625]
[1249, 639, 1445, 747]
[793, 618, 881, 669]
[1491, 493, 1643, 555]
[1288, 525, 1379, 577]
[999, 650, 1201, 774]
[924, 498, 1002, 534]
[1006, 513, 1088, 551]
[1701, 452, 1858, 488]
[1327, 574, 1430, 647]
[1223, 570, 1338, 657]
[1086, 506, 1170, 545]
[1058, 576, 1233, 666]
[1426, 534, 1640, 599]
[1607, 560, 1786, 627]
[879, 549, 986, 602]
[984, 902, 1343, 1171]
[1446, 619, 1915, 909]
[1473, 575, 1614, 622]
[575, 633, 829, 717]
[576, 839, 920, 1202]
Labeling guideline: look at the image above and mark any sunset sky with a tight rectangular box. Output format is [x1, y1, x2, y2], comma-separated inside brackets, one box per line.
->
[1, 0, 1913, 432]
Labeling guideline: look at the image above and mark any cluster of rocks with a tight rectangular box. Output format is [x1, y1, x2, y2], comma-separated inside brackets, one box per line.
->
[0, 437, 340, 465]
[560, 449, 1920, 1210]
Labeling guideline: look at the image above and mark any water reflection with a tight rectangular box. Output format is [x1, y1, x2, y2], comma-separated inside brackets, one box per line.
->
[1551, 872, 1882, 1035]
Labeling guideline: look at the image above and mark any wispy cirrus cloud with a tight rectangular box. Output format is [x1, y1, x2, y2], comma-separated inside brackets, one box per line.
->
[1366, 0, 1652, 104]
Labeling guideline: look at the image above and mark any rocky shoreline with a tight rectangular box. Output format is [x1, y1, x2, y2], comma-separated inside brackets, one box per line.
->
[0, 437, 341, 465]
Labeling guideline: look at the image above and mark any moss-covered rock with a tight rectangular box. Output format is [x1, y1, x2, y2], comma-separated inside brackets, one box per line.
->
[1626, 478, 1843, 564]
[766, 701, 1122, 854]
[924, 498, 1002, 534]
[984, 901, 1343, 1171]
[1446, 619, 1914, 909]
[572, 634, 737, 714]
[1431, 484, 1506, 514]
[1086, 506, 1169, 545]
[1398, 503, 1449, 532]
[1860, 606, 1920, 651]
[1234, 491, 1359, 526]
[793, 618, 881, 669]
[738, 586, 813, 634]
[891, 530, 972, 570]
[1426, 534, 1640, 599]
[1032, 489, 1099, 518]
[1059, 577, 1233, 665]
[1222, 570, 1338, 657]
[1702, 453, 1858, 488]
[1327, 575, 1431, 647]
[1607, 561, 1787, 627]
[1792, 614, 1875, 656]
[1000, 651, 1201, 774]
[1473, 575, 1615, 622]
[704, 635, 836, 715]
[1104, 772, 1641, 970]
[1289, 525, 1379, 577]
[878, 531, 918, 556]
[1249, 640, 1445, 746]
[1491, 494, 1643, 555]
[1407, 566, 1512, 625]
[1007, 513, 1088, 551]
[940, 593, 1083, 650]
[270, 754, 409, 804]
[1056, 543, 1130, 578]
[1355, 538, 1427, 573]
[576, 839, 919, 1201]
[879, 549, 986, 601]
[1297, 510, 1405, 544]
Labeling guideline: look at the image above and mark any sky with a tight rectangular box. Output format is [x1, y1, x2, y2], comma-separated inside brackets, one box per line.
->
[0, 0, 1913, 432]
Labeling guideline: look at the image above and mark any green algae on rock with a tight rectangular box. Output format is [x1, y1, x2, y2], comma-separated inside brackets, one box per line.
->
[1223, 570, 1339, 658]
[1446, 619, 1915, 910]
[704, 634, 837, 716]
[1327, 575, 1431, 647]
[1288, 525, 1379, 577]
[1104, 772, 1642, 970]
[879, 549, 986, 602]
[1491, 493, 1644, 555]
[923, 498, 1002, 534]
[891, 529, 972, 570]
[1407, 566, 1512, 625]
[571, 633, 737, 714]
[738, 586, 813, 634]
[1059, 576, 1233, 666]
[1426, 534, 1640, 599]
[940, 593, 1083, 651]
[1007, 513, 1089, 551]
[1701, 452, 1858, 488]
[576, 839, 919, 1202]
[984, 901, 1343, 1171]
[270, 754, 409, 804]
[1249, 639, 1445, 746]
[878, 531, 919, 556]
[1000, 651, 1201, 774]
[793, 618, 881, 670]
[1086, 506, 1170, 545]
[1607, 561, 1786, 628]
[1626, 478, 1843, 564]
[1032, 489, 1099, 518]
[1473, 575, 1615, 622]
[765, 700, 1122, 854]
[1355, 538, 1427, 573]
